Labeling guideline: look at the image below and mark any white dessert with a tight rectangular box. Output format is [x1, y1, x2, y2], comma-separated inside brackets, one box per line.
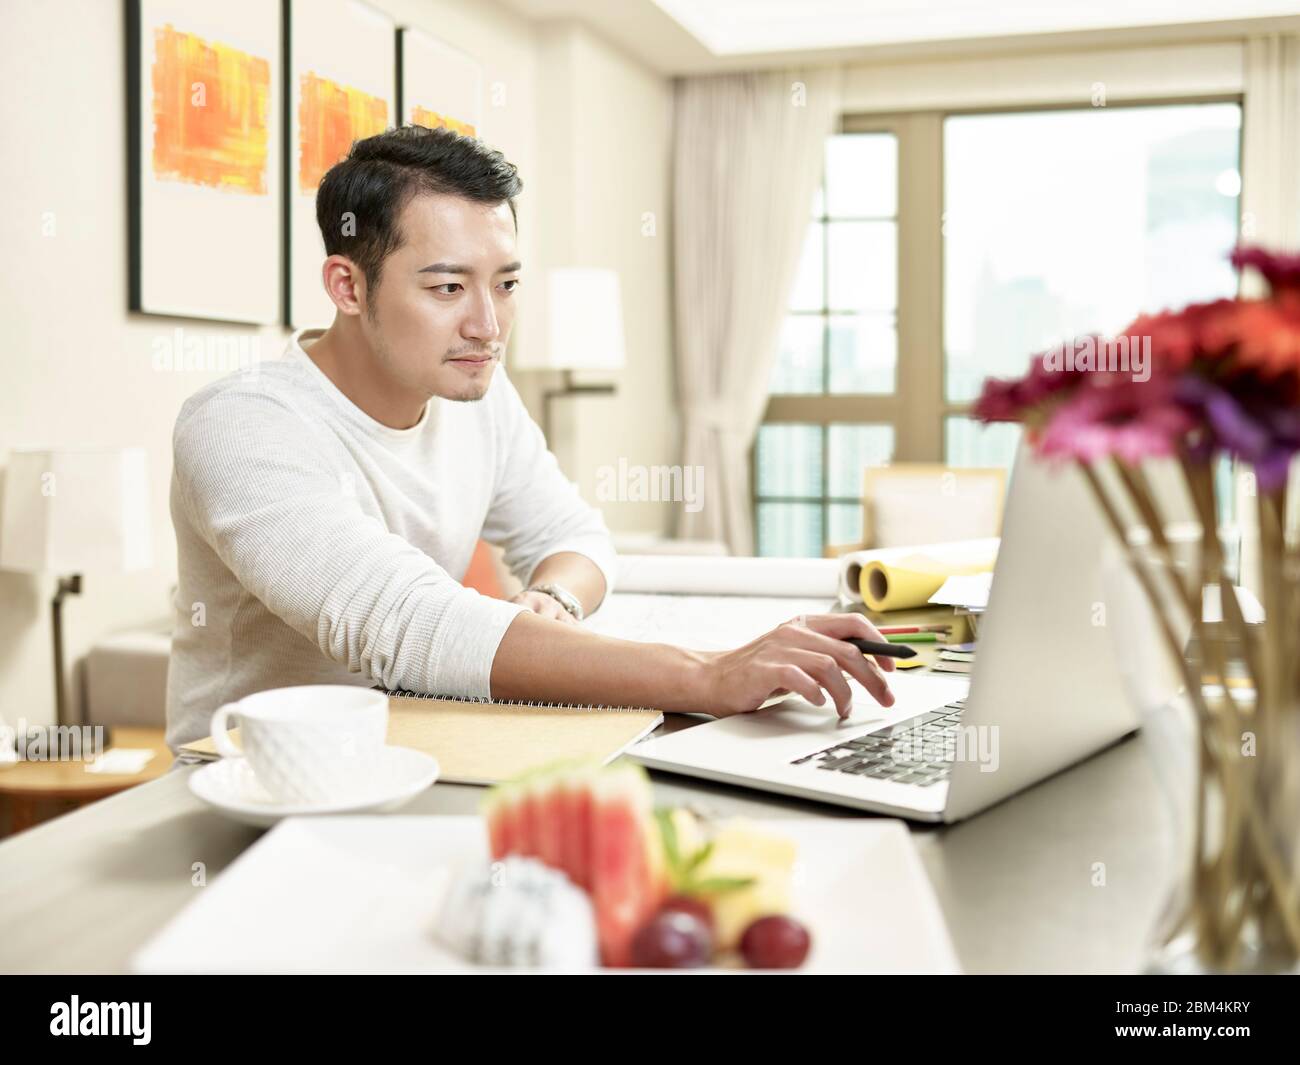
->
[437, 855, 599, 969]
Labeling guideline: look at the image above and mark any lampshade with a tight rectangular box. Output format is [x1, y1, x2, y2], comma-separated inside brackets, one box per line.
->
[0, 448, 153, 574]
[518, 267, 626, 372]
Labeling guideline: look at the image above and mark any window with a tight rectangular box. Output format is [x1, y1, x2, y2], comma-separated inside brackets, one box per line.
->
[756, 132, 901, 556]
[755, 101, 1242, 556]
[755, 423, 895, 555]
[942, 102, 1242, 468]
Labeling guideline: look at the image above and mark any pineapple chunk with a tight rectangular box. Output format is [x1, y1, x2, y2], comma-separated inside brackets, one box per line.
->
[694, 819, 797, 951]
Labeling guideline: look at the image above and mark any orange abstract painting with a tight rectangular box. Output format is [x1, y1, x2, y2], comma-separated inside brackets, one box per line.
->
[410, 106, 476, 138]
[298, 73, 388, 192]
[151, 24, 270, 195]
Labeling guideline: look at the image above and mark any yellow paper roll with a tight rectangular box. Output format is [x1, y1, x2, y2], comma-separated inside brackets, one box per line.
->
[859, 555, 994, 612]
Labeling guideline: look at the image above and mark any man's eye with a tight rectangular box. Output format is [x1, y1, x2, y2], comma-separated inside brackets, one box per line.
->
[500, 279, 520, 293]
[432, 283, 462, 294]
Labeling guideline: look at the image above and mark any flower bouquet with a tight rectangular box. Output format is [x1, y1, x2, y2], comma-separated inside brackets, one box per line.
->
[975, 248, 1300, 974]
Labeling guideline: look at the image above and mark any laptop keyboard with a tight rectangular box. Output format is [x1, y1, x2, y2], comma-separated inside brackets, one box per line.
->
[790, 700, 966, 787]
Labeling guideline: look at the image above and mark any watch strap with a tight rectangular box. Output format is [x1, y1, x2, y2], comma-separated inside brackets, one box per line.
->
[527, 582, 584, 621]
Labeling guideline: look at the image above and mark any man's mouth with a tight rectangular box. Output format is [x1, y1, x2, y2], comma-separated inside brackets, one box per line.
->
[448, 353, 495, 365]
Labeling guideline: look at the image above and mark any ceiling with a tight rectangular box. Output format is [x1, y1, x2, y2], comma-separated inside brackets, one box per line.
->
[498, 0, 1300, 74]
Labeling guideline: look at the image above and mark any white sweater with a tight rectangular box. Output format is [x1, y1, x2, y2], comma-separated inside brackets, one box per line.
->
[165, 329, 618, 753]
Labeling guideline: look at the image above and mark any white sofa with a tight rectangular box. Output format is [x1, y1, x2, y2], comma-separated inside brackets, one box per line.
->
[83, 628, 171, 729]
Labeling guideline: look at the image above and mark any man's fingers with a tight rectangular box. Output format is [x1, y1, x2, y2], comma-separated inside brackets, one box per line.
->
[783, 649, 854, 718]
[819, 631, 896, 708]
[768, 664, 825, 710]
[861, 654, 892, 702]
[782, 622, 896, 709]
[793, 612, 897, 672]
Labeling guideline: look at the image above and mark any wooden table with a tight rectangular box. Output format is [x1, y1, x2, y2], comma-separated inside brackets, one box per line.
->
[0, 727, 174, 837]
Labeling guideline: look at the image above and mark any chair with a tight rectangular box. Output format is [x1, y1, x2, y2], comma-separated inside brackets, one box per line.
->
[825, 463, 1006, 556]
[463, 539, 510, 597]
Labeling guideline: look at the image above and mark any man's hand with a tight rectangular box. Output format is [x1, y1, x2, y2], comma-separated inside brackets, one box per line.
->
[510, 589, 579, 625]
[490, 608, 898, 721]
[694, 613, 897, 721]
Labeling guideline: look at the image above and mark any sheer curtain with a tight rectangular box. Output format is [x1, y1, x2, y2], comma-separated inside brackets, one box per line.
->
[1237, 34, 1300, 597]
[672, 68, 840, 554]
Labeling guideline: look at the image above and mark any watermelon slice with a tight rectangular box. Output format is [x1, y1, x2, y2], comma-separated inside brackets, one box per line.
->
[483, 779, 518, 859]
[561, 770, 594, 893]
[480, 760, 667, 967]
[589, 762, 668, 966]
[535, 772, 566, 872]
[517, 779, 540, 857]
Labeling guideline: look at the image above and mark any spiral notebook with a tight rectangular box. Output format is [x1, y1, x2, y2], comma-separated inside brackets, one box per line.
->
[178, 691, 664, 786]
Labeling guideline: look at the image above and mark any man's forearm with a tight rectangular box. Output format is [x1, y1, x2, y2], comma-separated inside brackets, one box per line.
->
[525, 551, 608, 617]
[490, 610, 711, 712]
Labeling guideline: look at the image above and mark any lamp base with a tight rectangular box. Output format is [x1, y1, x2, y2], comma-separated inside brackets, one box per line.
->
[541, 370, 617, 444]
[52, 573, 83, 730]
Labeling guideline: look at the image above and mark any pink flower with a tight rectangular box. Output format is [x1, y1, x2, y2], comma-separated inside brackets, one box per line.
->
[1032, 379, 1195, 465]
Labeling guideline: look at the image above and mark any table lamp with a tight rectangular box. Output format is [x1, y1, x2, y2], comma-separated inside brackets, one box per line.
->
[514, 268, 626, 442]
[0, 448, 153, 727]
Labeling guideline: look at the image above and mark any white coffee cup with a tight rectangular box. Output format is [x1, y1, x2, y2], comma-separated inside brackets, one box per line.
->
[209, 685, 389, 805]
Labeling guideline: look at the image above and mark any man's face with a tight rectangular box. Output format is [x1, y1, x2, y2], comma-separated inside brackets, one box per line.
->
[359, 192, 519, 403]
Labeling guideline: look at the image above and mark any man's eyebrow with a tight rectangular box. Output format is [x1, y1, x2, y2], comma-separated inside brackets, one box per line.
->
[417, 261, 470, 275]
[417, 261, 523, 274]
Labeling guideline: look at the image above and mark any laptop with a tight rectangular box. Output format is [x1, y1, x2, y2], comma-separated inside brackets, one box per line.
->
[630, 446, 1147, 823]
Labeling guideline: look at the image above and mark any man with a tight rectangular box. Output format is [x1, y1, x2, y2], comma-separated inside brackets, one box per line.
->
[166, 126, 895, 752]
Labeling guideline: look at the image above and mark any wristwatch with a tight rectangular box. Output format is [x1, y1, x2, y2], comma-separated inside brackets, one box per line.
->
[527, 582, 584, 622]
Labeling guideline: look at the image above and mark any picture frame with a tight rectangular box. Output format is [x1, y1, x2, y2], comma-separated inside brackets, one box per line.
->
[283, 0, 396, 330]
[397, 26, 484, 138]
[127, 0, 282, 324]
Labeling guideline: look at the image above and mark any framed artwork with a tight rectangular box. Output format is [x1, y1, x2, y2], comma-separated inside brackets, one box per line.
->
[397, 27, 483, 138]
[127, 0, 282, 323]
[285, 0, 395, 329]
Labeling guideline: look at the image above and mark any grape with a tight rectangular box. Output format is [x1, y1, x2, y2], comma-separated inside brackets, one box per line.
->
[740, 915, 811, 968]
[629, 910, 713, 968]
[659, 895, 715, 933]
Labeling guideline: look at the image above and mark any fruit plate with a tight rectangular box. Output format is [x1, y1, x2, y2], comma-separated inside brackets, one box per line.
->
[130, 815, 961, 974]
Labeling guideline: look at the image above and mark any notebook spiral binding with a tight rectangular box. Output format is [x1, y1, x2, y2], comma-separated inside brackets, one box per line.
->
[379, 688, 656, 713]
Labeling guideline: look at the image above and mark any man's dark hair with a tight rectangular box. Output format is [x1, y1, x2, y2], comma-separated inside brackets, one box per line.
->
[315, 125, 522, 298]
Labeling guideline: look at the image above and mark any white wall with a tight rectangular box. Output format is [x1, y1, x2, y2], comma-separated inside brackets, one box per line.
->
[532, 23, 679, 537]
[0, 0, 675, 727]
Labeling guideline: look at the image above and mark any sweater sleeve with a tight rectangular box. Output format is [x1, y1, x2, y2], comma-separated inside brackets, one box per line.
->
[173, 388, 525, 698]
[479, 369, 618, 607]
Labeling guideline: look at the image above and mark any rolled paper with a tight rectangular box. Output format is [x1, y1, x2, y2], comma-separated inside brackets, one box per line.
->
[859, 554, 995, 612]
[836, 537, 1000, 605]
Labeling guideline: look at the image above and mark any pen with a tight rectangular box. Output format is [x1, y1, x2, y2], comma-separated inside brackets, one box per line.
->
[842, 637, 918, 659]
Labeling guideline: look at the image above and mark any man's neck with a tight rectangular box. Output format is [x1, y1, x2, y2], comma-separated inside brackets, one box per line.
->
[303, 321, 427, 430]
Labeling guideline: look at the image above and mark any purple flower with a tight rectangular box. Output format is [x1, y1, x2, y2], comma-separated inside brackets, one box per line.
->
[1175, 375, 1300, 491]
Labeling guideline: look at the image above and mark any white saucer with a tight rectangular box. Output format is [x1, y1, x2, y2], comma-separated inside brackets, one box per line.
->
[188, 746, 440, 828]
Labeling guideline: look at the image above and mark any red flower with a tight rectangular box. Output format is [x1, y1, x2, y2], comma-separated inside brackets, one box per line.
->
[1121, 299, 1238, 374]
[1231, 246, 1300, 296]
[1223, 301, 1300, 378]
[972, 347, 1089, 423]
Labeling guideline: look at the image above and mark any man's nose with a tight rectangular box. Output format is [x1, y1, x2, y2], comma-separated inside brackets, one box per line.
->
[462, 289, 501, 343]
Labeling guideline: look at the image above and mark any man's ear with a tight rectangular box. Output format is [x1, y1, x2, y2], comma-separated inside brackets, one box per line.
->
[321, 255, 367, 317]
